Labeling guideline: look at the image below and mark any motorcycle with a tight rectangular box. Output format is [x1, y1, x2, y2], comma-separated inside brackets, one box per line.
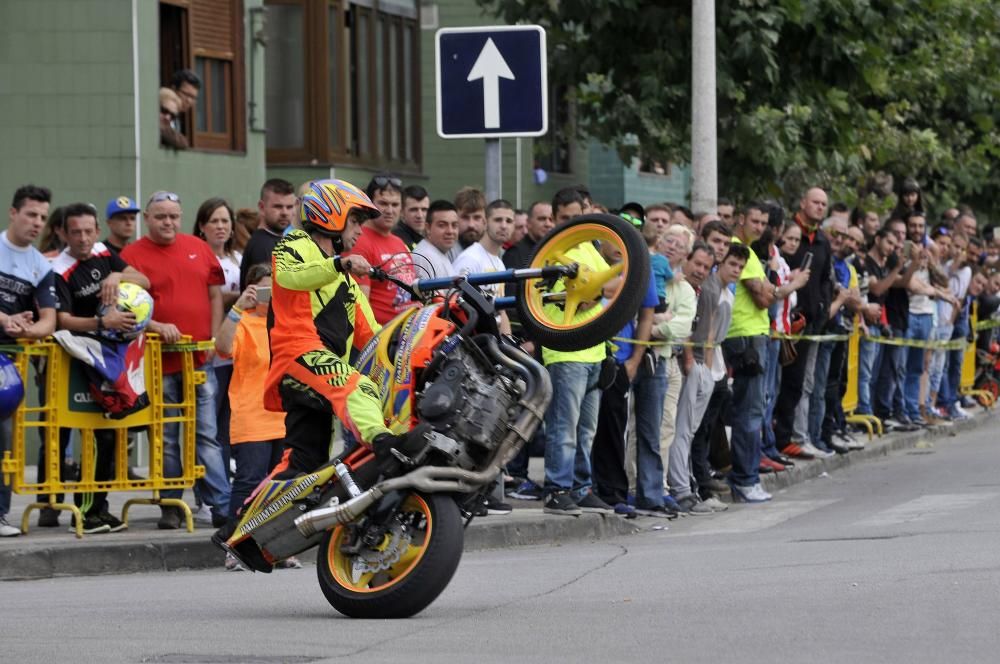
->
[215, 213, 650, 618]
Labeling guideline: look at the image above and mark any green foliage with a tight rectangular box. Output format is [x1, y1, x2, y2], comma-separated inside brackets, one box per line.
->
[479, 0, 1000, 216]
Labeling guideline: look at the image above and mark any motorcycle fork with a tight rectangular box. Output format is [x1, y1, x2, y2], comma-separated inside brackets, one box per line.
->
[338, 489, 407, 555]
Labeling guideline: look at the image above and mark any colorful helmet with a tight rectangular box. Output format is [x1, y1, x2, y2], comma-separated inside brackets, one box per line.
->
[300, 179, 381, 235]
[0, 354, 24, 420]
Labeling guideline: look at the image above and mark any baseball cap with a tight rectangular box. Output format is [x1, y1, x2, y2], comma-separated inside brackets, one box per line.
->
[106, 196, 141, 220]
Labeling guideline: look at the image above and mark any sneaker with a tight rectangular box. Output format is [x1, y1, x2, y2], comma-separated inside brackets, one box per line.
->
[781, 442, 814, 460]
[828, 439, 850, 455]
[0, 516, 21, 537]
[576, 491, 614, 515]
[193, 504, 214, 524]
[98, 512, 128, 533]
[484, 495, 513, 515]
[612, 502, 636, 517]
[800, 442, 834, 459]
[662, 495, 683, 513]
[71, 514, 111, 534]
[947, 404, 970, 421]
[759, 456, 786, 472]
[731, 483, 771, 504]
[634, 504, 679, 519]
[701, 495, 729, 512]
[508, 479, 544, 501]
[676, 495, 714, 516]
[37, 506, 60, 528]
[543, 491, 582, 516]
[275, 556, 303, 569]
[157, 506, 182, 530]
[960, 396, 977, 409]
[225, 553, 247, 572]
[699, 478, 731, 494]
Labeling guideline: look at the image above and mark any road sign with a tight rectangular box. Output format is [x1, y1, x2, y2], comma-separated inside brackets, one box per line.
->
[436, 25, 547, 139]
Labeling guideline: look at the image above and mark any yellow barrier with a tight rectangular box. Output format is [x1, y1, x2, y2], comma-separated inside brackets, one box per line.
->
[0, 334, 205, 537]
[841, 317, 883, 438]
[961, 303, 995, 408]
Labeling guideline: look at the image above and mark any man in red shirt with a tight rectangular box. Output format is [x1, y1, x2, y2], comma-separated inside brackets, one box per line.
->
[121, 191, 230, 530]
[346, 174, 416, 324]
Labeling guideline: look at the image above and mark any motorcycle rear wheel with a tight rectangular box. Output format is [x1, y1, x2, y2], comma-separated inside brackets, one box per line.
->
[316, 492, 463, 619]
[514, 213, 651, 352]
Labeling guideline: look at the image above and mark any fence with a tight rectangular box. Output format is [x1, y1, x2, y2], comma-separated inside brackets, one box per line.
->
[1, 334, 205, 537]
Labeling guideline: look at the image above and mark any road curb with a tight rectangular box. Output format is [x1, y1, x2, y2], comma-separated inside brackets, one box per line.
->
[1, 411, 990, 582]
[760, 410, 992, 493]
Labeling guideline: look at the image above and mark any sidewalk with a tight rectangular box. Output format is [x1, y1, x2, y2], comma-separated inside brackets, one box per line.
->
[0, 410, 991, 581]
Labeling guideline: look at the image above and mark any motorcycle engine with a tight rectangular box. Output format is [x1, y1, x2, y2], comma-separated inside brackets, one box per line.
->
[416, 343, 520, 469]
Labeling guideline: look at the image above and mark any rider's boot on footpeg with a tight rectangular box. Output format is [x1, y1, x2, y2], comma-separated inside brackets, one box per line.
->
[372, 423, 432, 467]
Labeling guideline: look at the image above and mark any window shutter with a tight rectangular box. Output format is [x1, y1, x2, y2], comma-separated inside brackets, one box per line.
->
[191, 0, 235, 57]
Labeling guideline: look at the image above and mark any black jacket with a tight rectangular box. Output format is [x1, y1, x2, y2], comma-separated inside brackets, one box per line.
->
[783, 214, 834, 334]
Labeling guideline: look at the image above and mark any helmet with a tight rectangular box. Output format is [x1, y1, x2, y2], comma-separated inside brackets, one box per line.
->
[0, 354, 24, 419]
[300, 179, 381, 235]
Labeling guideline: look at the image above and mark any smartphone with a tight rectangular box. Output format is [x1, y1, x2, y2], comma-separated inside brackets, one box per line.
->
[801, 251, 814, 272]
[255, 286, 271, 304]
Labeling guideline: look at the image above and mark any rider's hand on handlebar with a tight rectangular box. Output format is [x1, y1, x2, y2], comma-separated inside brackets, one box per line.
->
[335, 255, 372, 277]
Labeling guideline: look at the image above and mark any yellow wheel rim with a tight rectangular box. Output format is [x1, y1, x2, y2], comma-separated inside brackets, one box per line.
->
[327, 494, 432, 593]
[524, 223, 630, 330]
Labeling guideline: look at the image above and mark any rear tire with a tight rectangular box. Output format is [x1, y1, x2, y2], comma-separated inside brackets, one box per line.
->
[316, 492, 463, 619]
[515, 213, 650, 352]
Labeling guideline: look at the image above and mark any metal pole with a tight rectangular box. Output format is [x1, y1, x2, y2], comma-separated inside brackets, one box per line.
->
[485, 138, 501, 202]
[690, 0, 718, 212]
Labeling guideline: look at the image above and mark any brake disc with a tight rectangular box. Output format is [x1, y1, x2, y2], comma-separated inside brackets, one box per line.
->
[349, 522, 413, 584]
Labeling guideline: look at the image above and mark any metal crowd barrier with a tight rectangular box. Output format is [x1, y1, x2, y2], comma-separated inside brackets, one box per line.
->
[0, 334, 205, 537]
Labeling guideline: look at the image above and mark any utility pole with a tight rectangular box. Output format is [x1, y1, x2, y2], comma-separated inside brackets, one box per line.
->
[691, 0, 718, 212]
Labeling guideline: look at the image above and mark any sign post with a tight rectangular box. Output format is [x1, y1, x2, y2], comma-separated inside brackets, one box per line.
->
[436, 25, 547, 201]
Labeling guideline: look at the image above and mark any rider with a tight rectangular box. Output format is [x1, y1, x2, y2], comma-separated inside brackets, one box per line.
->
[263, 179, 421, 480]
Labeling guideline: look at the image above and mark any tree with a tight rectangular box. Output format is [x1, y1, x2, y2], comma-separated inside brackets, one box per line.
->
[480, 0, 1000, 216]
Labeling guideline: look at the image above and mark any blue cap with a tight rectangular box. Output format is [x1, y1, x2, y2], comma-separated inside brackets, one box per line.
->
[106, 196, 141, 220]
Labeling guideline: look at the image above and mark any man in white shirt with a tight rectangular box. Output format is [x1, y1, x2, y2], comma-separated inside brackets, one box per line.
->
[453, 199, 514, 334]
[411, 200, 459, 280]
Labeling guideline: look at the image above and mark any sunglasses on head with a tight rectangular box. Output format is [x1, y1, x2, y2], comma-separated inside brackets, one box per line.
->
[373, 176, 402, 188]
[148, 191, 180, 205]
[620, 212, 643, 227]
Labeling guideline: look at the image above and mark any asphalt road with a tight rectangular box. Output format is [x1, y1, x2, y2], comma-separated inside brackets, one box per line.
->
[6, 423, 1000, 664]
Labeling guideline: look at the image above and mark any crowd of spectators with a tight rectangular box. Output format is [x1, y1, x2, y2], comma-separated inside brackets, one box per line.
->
[1, 173, 997, 543]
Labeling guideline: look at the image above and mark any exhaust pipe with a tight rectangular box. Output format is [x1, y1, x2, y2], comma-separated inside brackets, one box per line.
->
[294, 487, 384, 537]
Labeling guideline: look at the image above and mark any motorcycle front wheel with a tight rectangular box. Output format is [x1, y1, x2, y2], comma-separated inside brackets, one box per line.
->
[316, 492, 463, 619]
[514, 213, 651, 352]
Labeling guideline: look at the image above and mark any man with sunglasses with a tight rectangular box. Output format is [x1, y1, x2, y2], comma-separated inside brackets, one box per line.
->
[122, 191, 231, 530]
[346, 173, 417, 324]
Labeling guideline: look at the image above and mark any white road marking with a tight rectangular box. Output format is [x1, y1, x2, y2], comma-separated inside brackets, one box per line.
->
[854, 492, 999, 528]
[671, 500, 839, 536]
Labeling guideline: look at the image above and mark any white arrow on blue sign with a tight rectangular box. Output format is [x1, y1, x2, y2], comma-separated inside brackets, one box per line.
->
[436, 25, 548, 139]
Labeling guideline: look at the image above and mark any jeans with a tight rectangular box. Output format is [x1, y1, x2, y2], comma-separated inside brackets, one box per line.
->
[761, 338, 782, 458]
[774, 340, 812, 448]
[856, 328, 883, 415]
[229, 439, 284, 521]
[940, 319, 969, 408]
[809, 341, 835, 450]
[214, 363, 234, 478]
[926, 324, 954, 408]
[667, 362, 714, 498]
[591, 366, 631, 504]
[874, 327, 907, 418]
[632, 356, 667, 508]
[161, 366, 230, 517]
[723, 335, 768, 488]
[904, 313, 933, 420]
[543, 361, 601, 497]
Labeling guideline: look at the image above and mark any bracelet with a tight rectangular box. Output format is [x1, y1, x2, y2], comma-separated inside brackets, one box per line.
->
[231, 305, 244, 315]
[96, 315, 104, 331]
[226, 310, 242, 323]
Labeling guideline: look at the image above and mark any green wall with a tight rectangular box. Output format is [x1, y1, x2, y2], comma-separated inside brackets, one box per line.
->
[135, 0, 267, 224]
[0, 0, 135, 214]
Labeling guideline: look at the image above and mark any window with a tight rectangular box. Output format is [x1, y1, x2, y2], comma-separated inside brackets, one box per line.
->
[536, 84, 571, 174]
[265, 0, 421, 168]
[159, 0, 246, 152]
